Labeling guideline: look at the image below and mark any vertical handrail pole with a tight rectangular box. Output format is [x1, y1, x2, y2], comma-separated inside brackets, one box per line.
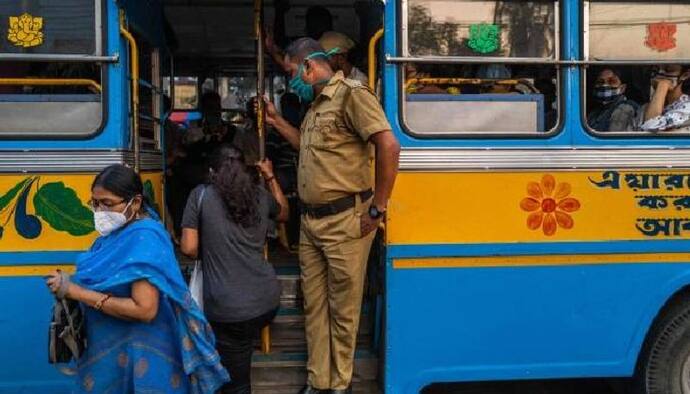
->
[368, 28, 384, 90]
[255, 0, 266, 161]
[120, 10, 140, 172]
[255, 0, 271, 355]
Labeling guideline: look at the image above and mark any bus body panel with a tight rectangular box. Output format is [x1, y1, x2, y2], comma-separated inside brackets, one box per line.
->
[385, 261, 690, 393]
[383, 0, 690, 391]
[0, 171, 163, 393]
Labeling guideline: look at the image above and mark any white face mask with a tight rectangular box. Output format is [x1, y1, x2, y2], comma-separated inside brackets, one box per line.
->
[93, 200, 133, 236]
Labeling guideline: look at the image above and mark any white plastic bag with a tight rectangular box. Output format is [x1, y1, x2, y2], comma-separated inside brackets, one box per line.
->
[189, 260, 204, 311]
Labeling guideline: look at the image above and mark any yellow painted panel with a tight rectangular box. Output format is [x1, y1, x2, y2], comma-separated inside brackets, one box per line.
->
[388, 170, 690, 244]
[394, 252, 690, 269]
[0, 265, 75, 277]
[0, 171, 163, 252]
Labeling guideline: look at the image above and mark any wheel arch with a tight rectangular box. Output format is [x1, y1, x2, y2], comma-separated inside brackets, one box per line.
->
[628, 272, 690, 375]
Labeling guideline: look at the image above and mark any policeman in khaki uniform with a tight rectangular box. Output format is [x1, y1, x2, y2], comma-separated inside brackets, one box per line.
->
[263, 38, 400, 394]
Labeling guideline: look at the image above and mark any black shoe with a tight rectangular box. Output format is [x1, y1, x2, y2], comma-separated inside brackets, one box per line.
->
[330, 387, 352, 394]
[298, 385, 329, 394]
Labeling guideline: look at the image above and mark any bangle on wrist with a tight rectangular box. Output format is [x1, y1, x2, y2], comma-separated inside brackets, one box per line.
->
[265, 175, 275, 183]
[94, 293, 111, 311]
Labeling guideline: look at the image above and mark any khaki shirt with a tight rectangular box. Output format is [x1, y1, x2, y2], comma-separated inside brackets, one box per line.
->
[298, 71, 391, 204]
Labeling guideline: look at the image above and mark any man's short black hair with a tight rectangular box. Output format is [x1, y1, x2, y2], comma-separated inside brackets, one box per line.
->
[285, 37, 328, 65]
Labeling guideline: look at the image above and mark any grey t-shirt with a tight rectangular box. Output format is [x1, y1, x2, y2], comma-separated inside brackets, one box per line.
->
[182, 184, 281, 323]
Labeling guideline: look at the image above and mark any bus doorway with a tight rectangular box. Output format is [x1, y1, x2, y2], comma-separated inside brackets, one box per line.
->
[162, 0, 385, 392]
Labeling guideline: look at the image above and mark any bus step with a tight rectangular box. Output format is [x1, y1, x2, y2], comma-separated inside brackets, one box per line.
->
[278, 272, 303, 305]
[251, 350, 379, 390]
[258, 306, 372, 352]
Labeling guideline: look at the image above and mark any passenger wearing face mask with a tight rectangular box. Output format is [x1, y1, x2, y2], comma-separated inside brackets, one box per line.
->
[638, 65, 690, 132]
[588, 68, 639, 132]
[45, 164, 229, 394]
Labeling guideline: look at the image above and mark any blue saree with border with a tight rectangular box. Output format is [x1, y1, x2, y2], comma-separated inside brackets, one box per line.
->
[72, 218, 229, 393]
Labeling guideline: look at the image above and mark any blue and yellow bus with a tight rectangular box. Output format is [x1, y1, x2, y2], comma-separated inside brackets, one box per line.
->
[4, 0, 690, 393]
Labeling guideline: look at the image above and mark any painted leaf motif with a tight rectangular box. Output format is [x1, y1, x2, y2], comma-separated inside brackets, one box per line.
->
[526, 182, 542, 199]
[143, 180, 161, 216]
[0, 177, 31, 212]
[33, 182, 94, 236]
[520, 197, 540, 212]
[554, 183, 571, 200]
[543, 213, 557, 236]
[527, 211, 544, 230]
[555, 211, 574, 229]
[558, 198, 581, 212]
[541, 174, 556, 196]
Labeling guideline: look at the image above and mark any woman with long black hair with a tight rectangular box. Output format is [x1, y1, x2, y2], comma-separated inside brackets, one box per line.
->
[180, 144, 289, 394]
[45, 164, 229, 393]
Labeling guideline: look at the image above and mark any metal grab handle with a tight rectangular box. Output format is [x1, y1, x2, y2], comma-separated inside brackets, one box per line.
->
[119, 10, 140, 173]
[368, 28, 384, 90]
[0, 78, 101, 92]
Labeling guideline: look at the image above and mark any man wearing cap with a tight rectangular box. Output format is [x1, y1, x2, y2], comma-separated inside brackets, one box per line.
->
[262, 37, 400, 394]
[319, 31, 369, 85]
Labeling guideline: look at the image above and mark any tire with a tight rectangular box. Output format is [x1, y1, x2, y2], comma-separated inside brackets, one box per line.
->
[634, 296, 690, 394]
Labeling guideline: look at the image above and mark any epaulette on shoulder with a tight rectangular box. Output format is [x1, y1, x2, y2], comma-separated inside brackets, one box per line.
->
[341, 77, 373, 93]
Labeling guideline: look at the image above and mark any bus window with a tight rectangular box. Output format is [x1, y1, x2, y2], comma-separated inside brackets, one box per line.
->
[165, 76, 199, 110]
[585, 1, 690, 135]
[0, 0, 104, 136]
[217, 75, 280, 125]
[137, 37, 163, 150]
[402, 0, 560, 136]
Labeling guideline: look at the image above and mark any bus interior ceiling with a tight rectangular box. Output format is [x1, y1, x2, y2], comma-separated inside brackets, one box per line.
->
[163, 0, 381, 75]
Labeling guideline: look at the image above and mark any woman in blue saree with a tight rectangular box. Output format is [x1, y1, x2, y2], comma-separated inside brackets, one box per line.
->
[46, 164, 229, 393]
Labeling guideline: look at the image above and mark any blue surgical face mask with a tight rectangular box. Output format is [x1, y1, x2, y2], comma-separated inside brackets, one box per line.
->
[288, 48, 340, 103]
[289, 64, 315, 103]
[594, 85, 624, 104]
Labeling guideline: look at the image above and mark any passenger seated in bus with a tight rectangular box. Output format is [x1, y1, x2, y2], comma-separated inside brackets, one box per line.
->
[588, 68, 639, 132]
[404, 63, 447, 94]
[637, 65, 690, 132]
[319, 31, 369, 85]
[266, 1, 334, 73]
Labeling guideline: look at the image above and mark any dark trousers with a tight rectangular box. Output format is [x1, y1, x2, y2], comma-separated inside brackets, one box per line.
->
[210, 308, 278, 394]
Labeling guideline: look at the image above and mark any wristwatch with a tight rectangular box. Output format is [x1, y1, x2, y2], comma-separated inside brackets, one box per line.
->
[368, 205, 386, 220]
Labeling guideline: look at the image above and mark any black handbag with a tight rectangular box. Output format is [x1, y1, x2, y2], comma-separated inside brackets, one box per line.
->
[48, 298, 86, 364]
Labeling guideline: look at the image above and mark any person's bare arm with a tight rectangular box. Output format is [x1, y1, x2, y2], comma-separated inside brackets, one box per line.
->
[360, 130, 401, 236]
[180, 228, 199, 258]
[645, 79, 673, 121]
[371, 131, 401, 210]
[262, 99, 301, 149]
[47, 273, 160, 323]
[257, 159, 290, 222]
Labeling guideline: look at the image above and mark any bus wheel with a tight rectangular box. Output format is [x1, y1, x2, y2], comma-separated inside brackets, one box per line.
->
[635, 297, 690, 394]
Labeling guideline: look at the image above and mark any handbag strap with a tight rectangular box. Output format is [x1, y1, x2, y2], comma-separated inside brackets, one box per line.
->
[196, 185, 207, 262]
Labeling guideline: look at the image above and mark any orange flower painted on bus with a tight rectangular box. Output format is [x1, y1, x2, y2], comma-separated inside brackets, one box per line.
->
[520, 174, 581, 236]
[645, 22, 677, 53]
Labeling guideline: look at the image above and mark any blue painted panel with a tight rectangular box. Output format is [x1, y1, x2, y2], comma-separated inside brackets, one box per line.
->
[384, 261, 690, 393]
[0, 251, 80, 266]
[0, 0, 128, 150]
[0, 277, 72, 393]
[387, 239, 690, 259]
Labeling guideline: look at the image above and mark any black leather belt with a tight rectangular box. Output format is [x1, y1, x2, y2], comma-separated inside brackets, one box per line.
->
[301, 189, 373, 219]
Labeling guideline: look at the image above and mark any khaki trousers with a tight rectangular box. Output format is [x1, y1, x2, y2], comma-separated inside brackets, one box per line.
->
[299, 197, 376, 390]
